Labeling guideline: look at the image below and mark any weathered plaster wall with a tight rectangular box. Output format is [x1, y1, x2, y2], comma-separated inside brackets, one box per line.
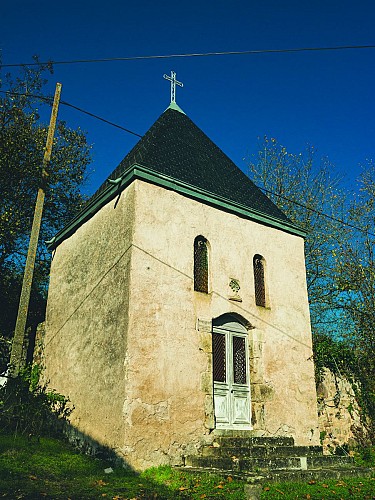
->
[43, 177, 319, 472]
[120, 180, 319, 470]
[121, 183, 209, 469]
[43, 183, 136, 456]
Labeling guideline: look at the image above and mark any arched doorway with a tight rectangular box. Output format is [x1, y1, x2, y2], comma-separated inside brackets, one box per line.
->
[212, 314, 252, 430]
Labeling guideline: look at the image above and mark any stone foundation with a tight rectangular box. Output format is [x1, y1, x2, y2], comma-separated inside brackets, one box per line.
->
[317, 369, 361, 452]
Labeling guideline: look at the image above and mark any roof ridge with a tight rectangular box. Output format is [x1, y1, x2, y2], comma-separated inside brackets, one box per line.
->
[89, 106, 291, 224]
[48, 107, 305, 250]
[166, 101, 186, 114]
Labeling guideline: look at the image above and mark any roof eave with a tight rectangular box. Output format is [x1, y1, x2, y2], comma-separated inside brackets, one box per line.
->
[46, 164, 306, 250]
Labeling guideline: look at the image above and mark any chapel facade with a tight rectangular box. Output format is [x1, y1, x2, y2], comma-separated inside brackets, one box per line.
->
[42, 98, 320, 470]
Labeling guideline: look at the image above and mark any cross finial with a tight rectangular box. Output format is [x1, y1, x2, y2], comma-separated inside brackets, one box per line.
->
[163, 70, 183, 104]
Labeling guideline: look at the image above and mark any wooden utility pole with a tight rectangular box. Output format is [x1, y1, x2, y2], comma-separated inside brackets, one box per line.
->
[9, 82, 62, 377]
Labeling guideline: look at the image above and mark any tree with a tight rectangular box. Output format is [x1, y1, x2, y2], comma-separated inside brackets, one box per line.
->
[248, 137, 350, 338]
[335, 162, 375, 440]
[248, 138, 375, 442]
[0, 57, 92, 372]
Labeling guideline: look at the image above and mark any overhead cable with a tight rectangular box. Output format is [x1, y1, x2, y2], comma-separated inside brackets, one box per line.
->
[0, 89, 143, 138]
[260, 187, 375, 238]
[1, 89, 374, 238]
[60, 100, 143, 137]
[2, 44, 375, 68]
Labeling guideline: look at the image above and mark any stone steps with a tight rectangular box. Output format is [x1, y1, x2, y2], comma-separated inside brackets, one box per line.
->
[185, 453, 353, 471]
[180, 434, 372, 484]
[250, 466, 374, 482]
[214, 435, 295, 447]
[201, 444, 324, 458]
[180, 465, 374, 483]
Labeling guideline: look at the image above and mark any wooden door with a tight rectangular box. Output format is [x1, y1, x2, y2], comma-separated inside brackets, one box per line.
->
[212, 317, 252, 429]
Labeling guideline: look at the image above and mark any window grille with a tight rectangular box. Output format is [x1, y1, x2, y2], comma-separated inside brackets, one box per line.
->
[233, 336, 247, 384]
[253, 254, 266, 307]
[212, 332, 226, 382]
[194, 236, 208, 293]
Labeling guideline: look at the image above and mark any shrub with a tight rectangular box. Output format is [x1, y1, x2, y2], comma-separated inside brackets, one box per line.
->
[0, 364, 73, 438]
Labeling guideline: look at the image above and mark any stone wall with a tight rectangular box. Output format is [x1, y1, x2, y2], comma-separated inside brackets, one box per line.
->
[43, 183, 136, 457]
[126, 180, 320, 457]
[317, 368, 361, 452]
[42, 178, 320, 470]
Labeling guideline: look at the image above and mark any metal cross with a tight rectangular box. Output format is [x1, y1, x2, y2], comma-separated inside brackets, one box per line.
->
[163, 70, 183, 104]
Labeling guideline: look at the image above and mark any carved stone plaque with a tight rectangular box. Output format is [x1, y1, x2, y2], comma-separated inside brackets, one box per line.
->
[228, 278, 242, 302]
[197, 318, 212, 332]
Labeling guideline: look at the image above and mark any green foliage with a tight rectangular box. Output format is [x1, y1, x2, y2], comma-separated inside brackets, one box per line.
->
[1, 431, 374, 499]
[248, 138, 375, 442]
[334, 163, 375, 443]
[0, 432, 246, 498]
[0, 264, 46, 373]
[143, 466, 245, 499]
[248, 137, 350, 338]
[354, 446, 375, 467]
[261, 476, 375, 499]
[0, 364, 73, 438]
[320, 431, 327, 444]
[0, 56, 92, 371]
[312, 332, 356, 385]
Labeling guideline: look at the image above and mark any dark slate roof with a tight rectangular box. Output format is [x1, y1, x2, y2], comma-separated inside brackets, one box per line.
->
[91, 105, 290, 223]
[47, 105, 301, 250]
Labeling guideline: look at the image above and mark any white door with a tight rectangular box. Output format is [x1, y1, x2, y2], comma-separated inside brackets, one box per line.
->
[212, 317, 252, 429]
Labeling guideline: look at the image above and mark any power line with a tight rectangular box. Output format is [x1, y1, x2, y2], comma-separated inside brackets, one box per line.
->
[0, 89, 53, 103]
[261, 187, 375, 238]
[60, 100, 143, 138]
[0, 89, 143, 138]
[1, 90, 374, 238]
[44, 240, 315, 351]
[2, 44, 375, 68]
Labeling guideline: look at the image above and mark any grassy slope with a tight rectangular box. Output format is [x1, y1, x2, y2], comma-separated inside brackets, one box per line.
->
[261, 477, 375, 499]
[1, 432, 374, 499]
[0, 432, 244, 499]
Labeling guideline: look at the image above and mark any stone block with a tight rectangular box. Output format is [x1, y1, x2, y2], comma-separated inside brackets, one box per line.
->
[199, 332, 212, 353]
[200, 371, 213, 393]
[250, 363, 264, 384]
[244, 484, 262, 500]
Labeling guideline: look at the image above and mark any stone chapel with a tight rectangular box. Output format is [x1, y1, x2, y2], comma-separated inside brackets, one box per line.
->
[42, 91, 320, 469]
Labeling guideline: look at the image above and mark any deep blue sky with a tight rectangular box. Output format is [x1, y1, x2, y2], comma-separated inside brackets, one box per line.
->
[2, 0, 375, 196]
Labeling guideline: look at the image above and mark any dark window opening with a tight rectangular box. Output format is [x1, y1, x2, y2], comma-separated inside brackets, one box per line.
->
[212, 332, 226, 382]
[194, 236, 209, 293]
[233, 336, 247, 384]
[253, 254, 266, 307]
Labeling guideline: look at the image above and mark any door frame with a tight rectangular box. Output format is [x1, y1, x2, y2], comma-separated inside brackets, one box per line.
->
[212, 315, 252, 430]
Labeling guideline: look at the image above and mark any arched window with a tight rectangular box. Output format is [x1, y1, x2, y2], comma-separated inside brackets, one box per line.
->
[253, 254, 266, 307]
[194, 236, 209, 293]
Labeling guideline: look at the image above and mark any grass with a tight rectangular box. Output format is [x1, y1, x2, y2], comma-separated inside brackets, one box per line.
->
[0, 432, 374, 499]
[261, 477, 375, 499]
[0, 432, 244, 499]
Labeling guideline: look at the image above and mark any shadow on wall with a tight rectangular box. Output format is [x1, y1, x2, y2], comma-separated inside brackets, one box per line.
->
[0, 425, 190, 499]
[60, 421, 184, 498]
[63, 422, 127, 467]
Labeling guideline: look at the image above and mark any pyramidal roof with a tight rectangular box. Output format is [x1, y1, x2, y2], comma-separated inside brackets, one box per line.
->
[47, 105, 303, 250]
